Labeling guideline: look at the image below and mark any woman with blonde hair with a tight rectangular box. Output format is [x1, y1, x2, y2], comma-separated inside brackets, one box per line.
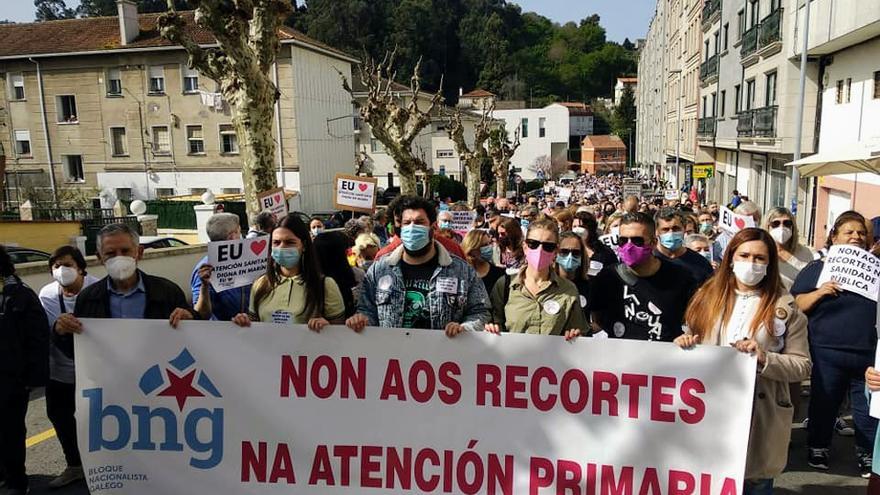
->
[762, 207, 814, 289]
[675, 228, 810, 494]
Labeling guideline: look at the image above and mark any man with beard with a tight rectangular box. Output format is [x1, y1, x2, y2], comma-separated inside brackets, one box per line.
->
[375, 195, 466, 260]
[346, 196, 489, 336]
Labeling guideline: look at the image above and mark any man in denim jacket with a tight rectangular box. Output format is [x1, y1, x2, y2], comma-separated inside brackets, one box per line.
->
[346, 196, 489, 336]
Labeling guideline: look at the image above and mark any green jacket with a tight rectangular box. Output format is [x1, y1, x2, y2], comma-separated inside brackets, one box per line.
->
[489, 268, 588, 336]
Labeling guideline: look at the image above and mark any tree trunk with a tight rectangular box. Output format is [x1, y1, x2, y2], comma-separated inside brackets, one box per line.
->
[496, 172, 507, 199]
[234, 88, 278, 217]
[467, 161, 481, 208]
[398, 170, 418, 196]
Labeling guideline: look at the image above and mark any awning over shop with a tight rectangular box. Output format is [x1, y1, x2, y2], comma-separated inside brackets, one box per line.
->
[786, 142, 880, 177]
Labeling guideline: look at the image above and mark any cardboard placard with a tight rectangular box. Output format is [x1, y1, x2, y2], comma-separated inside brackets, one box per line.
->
[334, 174, 377, 214]
[447, 210, 476, 232]
[718, 205, 756, 234]
[257, 187, 288, 217]
[208, 236, 269, 292]
[817, 245, 880, 301]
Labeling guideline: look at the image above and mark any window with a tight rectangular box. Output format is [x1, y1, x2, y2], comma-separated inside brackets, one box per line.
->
[765, 71, 777, 106]
[116, 188, 132, 201]
[155, 188, 175, 198]
[702, 96, 707, 116]
[711, 93, 717, 117]
[182, 65, 199, 93]
[370, 138, 385, 154]
[539, 117, 546, 138]
[723, 24, 729, 50]
[770, 0, 780, 11]
[9, 73, 25, 100]
[190, 188, 208, 196]
[13, 130, 31, 157]
[875, 71, 880, 99]
[219, 124, 238, 154]
[434, 124, 447, 132]
[734, 84, 741, 113]
[63, 155, 85, 182]
[435, 149, 454, 158]
[148, 66, 165, 94]
[745, 79, 755, 110]
[737, 10, 745, 39]
[836, 80, 844, 104]
[704, 40, 710, 61]
[845, 78, 852, 103]
[222, 188, 241, 194]
[749, 0, 759, 28]
[720, 90, 726, 117]
[107, 68, 122, 96]
[713, 31, 720, 54]
[186, 125, 204, 154]
[56, 95, 78, 123]
[521, 118, 529, 138]
[151, 126, 171, 154]
[110, 127, 128, 156]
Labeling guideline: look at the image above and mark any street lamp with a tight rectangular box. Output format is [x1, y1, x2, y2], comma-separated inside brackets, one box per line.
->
[669, 69, 683, 190]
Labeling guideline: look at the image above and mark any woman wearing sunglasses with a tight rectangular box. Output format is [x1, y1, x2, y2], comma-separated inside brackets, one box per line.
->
[497, 217, 525, 273]
[461, 229, 506, 296]
[554, 231, 596, 328]
[762, 207, 815, 290]
[485, 218, 586, 339]
[675, 228, 810, 495]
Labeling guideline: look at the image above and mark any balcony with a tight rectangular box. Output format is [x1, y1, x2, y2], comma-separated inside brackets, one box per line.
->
[741, 24, 759, 63]
[702, 0, 721, 29]
[700, 54, 718, 84]
[758, 8, 783, 55]
[737, 110, 755, 137]
[697, 117, 716, 138]
[753, 105, 778, 137]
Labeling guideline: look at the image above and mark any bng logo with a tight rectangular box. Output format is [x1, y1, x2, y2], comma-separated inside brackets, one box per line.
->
[82, 348, 224, 469]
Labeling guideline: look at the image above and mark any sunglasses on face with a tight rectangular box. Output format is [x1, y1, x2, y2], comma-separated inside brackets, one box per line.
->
[558, 248, 582, 257]
[525, 239, 558, 252]
[617, 236, 647, 247]
[770, 219, 793, 228]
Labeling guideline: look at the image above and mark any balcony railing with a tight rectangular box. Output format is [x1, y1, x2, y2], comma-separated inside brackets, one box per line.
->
[700, 54, 718, 81]
[702, 0, 721, 24]
[758, 8, 783, 50]
[737, 109, 755, 137]
[741, 24, 759, 58]
[753, 105, 778, 137]
[697, 117, 716, 138]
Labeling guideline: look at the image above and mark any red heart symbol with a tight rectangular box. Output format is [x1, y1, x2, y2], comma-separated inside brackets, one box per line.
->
[734, 218, 745, 230]
[250, 239, 267, 256]
[274, 194, 282, 204]
[358, 183, 368, 192]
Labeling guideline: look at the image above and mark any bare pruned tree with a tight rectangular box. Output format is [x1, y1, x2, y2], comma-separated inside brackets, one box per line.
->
[447, 102, 493, 207]
[488, 125, 521, 198]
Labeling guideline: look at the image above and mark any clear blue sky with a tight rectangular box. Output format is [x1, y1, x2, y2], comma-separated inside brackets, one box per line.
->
[4, 0, 656, 42]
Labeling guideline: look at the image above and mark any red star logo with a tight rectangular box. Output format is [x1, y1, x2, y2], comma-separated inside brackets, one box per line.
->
[158, 369, 204, 410]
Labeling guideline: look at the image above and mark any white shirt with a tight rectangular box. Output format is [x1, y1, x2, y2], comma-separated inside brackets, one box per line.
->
[38, 275, 100, 383]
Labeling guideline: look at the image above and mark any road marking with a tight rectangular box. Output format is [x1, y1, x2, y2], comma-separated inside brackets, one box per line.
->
[26, 428, 56, 448]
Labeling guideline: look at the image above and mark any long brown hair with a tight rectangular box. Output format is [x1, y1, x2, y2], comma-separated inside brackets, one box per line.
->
[685, 228, 783, 340]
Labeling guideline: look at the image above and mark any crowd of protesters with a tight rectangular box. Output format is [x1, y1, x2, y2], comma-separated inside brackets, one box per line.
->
[3, 171, 880, 495]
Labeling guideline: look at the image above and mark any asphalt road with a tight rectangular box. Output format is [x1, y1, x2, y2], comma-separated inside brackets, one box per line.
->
[21, 389, 870, 494]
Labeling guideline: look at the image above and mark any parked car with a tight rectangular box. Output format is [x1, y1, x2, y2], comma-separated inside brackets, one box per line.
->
[139, 237, 189, 250]
[7, 247, 51, 265]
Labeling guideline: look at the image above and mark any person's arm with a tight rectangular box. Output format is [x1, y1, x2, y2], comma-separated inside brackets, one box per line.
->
[459, 266, 490, 333]
[322, 277, 346, 323]
[22, 288, 50, 388]
[192, 265, 214, 320]
[562, 294, 589, 336]
[758, 307, 811, 383]
[794, 282, 841, 314]
[354, 266, 380, 326]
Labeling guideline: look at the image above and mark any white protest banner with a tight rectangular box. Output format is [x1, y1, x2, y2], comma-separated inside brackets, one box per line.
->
[623, 180, 642, 198]
[599, 232, 619, 253]
[75, 320, 755, 495]
[257, 187, 288, 217]
[556, 187, 572, 202]
[664, 189, 679, 201]
[334, 174, 378, 214]
[207, 236, 269, 292]
[872, 342, 880, 420]
[817, 244, 880, 301]
[448, 210, 476, 232]
[718, 205, 756, 234]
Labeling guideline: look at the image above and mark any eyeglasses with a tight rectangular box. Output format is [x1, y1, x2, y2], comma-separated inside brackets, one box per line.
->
[770, 219, 793, 228]
[617, 236, 647, 247]
[525, 239, 558, 252]
[558, 248, 582, 257]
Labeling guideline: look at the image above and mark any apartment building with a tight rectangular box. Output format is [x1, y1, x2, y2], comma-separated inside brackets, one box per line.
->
[0, 2, 358, 212]
[636, 1, 668, 174]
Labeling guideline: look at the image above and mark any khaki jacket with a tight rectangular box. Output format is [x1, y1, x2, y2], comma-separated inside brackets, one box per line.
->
[489, 268, 588, 336]
[746, 294, 811, 479]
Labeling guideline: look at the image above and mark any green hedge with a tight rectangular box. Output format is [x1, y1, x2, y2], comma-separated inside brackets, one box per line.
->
[123, 200, 248, 230]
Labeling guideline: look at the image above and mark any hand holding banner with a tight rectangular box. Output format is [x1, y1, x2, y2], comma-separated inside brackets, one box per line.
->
[208, 236, 269, 292]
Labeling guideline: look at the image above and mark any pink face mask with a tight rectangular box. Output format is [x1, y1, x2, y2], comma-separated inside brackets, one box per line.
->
[525, 246, 556, 271]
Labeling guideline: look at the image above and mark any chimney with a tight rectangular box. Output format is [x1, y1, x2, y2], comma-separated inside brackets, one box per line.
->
[117, 0, 139, 46]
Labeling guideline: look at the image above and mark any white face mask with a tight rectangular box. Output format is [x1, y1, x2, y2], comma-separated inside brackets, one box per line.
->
[104, 256, 137, 282]
[572, 226, 587, 237]
[52, 266, 79, 287]
[770, 226, 792, 245]
[732, 261, 767, 287]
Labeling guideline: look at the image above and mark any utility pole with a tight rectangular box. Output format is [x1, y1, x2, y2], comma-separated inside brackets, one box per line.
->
[791, 0, 811, 215]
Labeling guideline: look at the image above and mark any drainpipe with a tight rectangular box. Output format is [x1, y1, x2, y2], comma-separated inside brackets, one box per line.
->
[29, 57, 58, 205]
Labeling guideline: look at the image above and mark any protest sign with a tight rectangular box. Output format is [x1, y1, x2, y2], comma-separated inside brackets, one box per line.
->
[333, 174, 377, 214]
[556, 187, 572, 202]
[257, 187, 288, 217]
[817, 244, 880, 301]
[207, 236, 269, 292]
[447, 210, 476, 232]
[664, 189, 679, 201]
[718, 205, 756, 234]
[76, 320, 755, 495]
[873, 344, 880, 420]
[599, 232, 619, 253]
[623, 179, 642, 198]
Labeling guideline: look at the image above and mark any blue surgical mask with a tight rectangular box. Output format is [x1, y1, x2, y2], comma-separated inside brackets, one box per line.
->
[272, 247, 300, 268]
[699, 250, 713, 263]
[556, 253, 582, 272]
[401, 224, 431, 251]
[520, 219, 530, 229]
[659, 231, 684, 251]
[439, 221, 451, 229]
[479, 245, 494, 262]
